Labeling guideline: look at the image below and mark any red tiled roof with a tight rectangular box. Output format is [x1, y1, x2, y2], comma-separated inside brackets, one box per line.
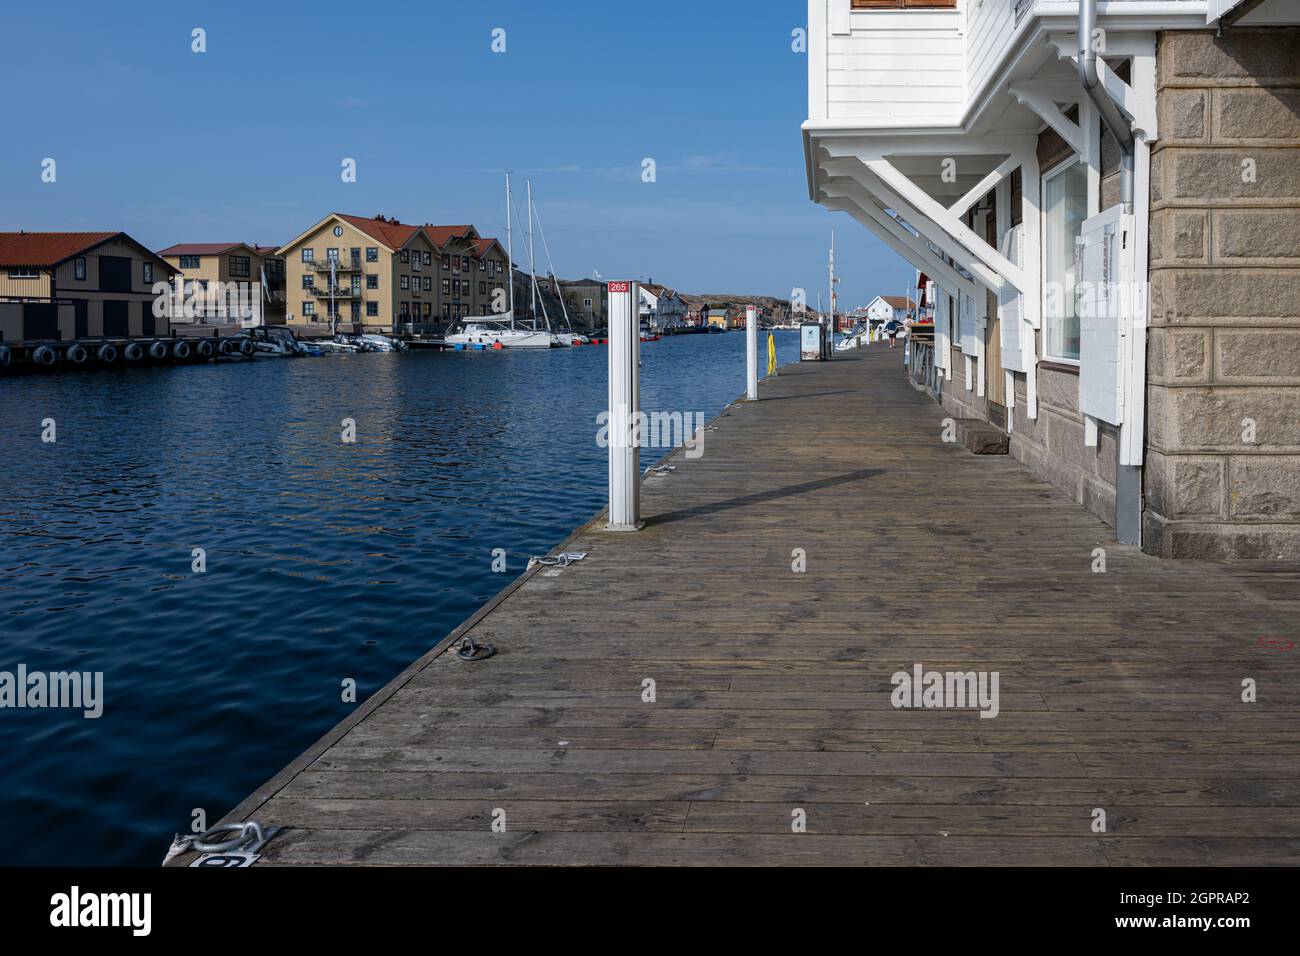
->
[424, 225, 475, 247]
[469, 237, 504, 258]
[336, 214, 421, 250]
[881, 295, 916, 309]
[157, 242, 245, 257]
[0, 231, 119, 267]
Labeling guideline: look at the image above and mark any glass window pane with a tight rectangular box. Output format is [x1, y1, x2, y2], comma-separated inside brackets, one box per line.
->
[1043, 162, 1087, 361]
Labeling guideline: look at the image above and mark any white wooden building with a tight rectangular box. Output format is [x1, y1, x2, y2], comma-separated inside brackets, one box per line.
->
[803, 0, 1300, 558]
[864, 294, 915, 325]
[641, 283, 689, 330]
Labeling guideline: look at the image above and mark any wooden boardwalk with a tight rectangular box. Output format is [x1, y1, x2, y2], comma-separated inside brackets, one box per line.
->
[204, 346, 1300, 866]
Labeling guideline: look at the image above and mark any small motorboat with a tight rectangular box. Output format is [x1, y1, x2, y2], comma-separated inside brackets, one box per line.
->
[313, 337, 362, 353]
[358, 333, 407, 353]
[234, 326, 311, 356]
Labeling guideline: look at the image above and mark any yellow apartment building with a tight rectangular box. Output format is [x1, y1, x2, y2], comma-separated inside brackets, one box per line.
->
[276, 214, 440, 335]
[157, 242, 286, 325]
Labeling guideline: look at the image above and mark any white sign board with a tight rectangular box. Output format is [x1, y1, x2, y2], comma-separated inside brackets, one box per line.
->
[1077, 205, 1135, 426]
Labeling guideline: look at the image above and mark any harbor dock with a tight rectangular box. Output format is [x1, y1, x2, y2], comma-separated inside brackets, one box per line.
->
[186, 346, 1300, 866]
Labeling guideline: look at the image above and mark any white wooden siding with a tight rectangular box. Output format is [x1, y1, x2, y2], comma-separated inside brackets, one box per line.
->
[825, 6, 965, 124]
[966, 0, 1017, 104]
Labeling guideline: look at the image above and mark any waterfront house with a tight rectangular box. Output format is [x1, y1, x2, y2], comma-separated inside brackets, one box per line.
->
[0, 231, 178, 344]
[426, 225, 479, 325]
[639, 283, 689, 331]
[276, 214, 440, 335]
[157, 242, 286, 325]
[559, 279, 608, 331]
[864, 295, 916, 328]
[638, 283, 661, 325]
[411, 226, 510, 328]
[804, 1, 1300, 558]
[654, 289, 689, 330]
[468, 236, 510, 321]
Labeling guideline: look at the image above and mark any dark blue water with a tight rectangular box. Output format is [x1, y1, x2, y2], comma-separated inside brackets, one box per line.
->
[0, 331, 800, 866]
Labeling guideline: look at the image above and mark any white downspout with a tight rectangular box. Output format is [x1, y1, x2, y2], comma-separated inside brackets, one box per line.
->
[1079, 0, 1134, 211]
[1079, 0, 1142, 546]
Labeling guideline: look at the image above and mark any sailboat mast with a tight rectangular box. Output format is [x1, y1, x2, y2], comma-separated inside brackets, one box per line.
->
[505, 171, 516, 329]
[528, 178, 537, 320]
[532, 190, 574, 332]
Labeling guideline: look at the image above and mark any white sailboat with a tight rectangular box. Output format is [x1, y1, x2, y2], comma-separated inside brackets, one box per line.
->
[531, 186, 588, 346]
[445, 172, 558, 350]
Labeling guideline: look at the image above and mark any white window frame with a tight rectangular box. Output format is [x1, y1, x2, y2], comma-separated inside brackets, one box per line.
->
[1040, 157, 1087, 366]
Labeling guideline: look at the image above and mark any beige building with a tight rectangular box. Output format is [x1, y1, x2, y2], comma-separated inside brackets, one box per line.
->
[0, 231, 178, 343]
[157, 242, 286, 325]
[424, 226, 510, 325]
[277, 214, 442, 335]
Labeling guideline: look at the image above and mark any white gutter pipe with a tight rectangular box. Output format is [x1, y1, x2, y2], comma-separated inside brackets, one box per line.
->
[1079, 0, 1134, 211]
[1080, 0, 1142, 547]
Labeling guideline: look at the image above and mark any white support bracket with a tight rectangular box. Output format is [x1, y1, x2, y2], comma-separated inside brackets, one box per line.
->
[949, 154, 1019, 220]
[1009, 84, 1086, 156]
[866, 157, 1031, 295]
[823, 182, 980, 300]
[1047, 34, 1158, 140]
[824, 159, 1006, 295]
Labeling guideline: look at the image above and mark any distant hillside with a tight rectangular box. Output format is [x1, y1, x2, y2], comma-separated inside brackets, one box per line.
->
[677, 292, 824, 319]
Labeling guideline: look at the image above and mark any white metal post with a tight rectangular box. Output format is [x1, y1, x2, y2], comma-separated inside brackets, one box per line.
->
[746, 305, 758, 401]
[607, 280, 641, 531]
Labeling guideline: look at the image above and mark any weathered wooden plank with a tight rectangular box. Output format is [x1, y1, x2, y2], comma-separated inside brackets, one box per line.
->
[265, 798, 691, 833]
[280, 771, 1300, 806]
[355, 705, 1300, 733]
[313, 747, 1087, 777]
[682, 803, 1300, 837]
[255, 829, 1111, 866]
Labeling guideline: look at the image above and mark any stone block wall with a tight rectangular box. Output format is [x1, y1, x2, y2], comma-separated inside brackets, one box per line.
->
[1008, 359, 1121, 527]
[1146, 28, 1300, 559]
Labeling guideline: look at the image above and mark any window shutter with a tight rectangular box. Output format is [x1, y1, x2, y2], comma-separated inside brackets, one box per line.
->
[959, 290, 978, 356]
[999, 224, 1027, 372]
[934, 289, 949, 371]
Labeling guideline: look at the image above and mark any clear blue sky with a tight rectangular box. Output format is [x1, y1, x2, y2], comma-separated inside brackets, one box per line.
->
[0, 0, 911, 309]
